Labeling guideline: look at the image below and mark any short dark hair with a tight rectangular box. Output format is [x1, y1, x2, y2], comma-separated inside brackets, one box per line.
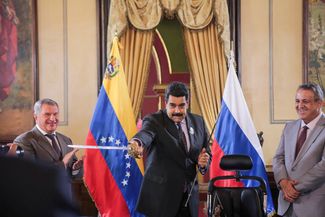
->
[165, 82, 189, 101]
[298, 83, 324, 101]
[34, 98, 59, 115]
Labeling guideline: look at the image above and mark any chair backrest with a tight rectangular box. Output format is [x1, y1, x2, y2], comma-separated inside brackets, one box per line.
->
[212, 187, 264, 217]
[207, 155, 266, 217]
[220, 154, 253, 171]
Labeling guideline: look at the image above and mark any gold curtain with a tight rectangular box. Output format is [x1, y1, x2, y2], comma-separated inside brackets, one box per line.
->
[107, 0, 230, 124]
[183, 23, 227, 132]
[107, 0, 230, 56]
[119, 26, 154, 118]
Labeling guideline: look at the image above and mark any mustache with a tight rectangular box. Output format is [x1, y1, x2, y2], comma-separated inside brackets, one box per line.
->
[172, 113, 183, 117]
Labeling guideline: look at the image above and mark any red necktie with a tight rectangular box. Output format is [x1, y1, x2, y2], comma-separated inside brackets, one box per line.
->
[295, 126, 308, 158]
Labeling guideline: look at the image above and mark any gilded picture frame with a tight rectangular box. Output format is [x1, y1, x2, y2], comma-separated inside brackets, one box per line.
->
[0, 0, 38, 143]
[303, 0, 325, 88]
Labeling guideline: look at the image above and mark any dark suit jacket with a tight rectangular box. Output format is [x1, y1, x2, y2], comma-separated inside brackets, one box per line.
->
[0, 156, 79, 217]
[273, 115, 325, 217]
[14, 126, 79, 177]
[133, 110, 208, 217]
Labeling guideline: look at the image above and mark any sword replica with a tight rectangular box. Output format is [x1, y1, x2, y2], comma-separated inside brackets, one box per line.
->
[68, 145, 130, 151]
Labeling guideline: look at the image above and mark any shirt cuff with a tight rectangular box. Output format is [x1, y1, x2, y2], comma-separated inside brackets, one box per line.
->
[131, 138, 143, 147]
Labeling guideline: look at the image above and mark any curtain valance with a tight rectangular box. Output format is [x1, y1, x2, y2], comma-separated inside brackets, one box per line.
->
[107, 0, 230, 56]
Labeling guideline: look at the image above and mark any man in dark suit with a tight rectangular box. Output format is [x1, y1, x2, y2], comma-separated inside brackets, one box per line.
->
[128, 82, 210, 217]
[0, 155, 79, 217]
[273, 83, 325, 217]
[14, 98, 83, 178]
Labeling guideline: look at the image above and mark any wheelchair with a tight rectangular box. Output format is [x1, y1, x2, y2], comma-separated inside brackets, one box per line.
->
[207, 155, 267, 217]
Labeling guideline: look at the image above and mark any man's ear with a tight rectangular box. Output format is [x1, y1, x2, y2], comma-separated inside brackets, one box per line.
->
[33, 114, 37, 122]
[317, 100, 324, 107]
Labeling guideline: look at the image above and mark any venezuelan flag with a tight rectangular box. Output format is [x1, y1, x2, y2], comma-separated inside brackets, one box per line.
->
[84, 36, 144, 217]
[210, 56, 275, 216]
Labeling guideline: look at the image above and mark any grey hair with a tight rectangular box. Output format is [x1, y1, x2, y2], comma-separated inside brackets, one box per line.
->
[298, 83, 324, 101]
[34, 98, 59, 115]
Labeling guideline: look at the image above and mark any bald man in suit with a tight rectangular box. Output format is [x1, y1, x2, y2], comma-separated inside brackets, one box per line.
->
[14, 98, 83, 178]
[273, 83, 325, 217]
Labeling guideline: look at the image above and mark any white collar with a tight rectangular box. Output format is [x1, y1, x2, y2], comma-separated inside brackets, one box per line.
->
[301, 112, 323, 130]
[36, 124, 56, 136]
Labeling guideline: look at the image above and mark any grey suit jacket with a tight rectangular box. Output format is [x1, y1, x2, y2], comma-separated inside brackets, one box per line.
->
[133, 110, 209, 217]
[14, 126, 78, 177]
[273, 115, 325, 217]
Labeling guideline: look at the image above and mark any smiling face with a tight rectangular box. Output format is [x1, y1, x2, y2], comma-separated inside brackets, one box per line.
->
[165, 95, 189, 123]
[295, 88, 323, 124]
[34, 104, 59, 134]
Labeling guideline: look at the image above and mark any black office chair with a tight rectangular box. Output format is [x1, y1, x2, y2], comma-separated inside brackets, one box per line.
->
[207, 155, 267, 217]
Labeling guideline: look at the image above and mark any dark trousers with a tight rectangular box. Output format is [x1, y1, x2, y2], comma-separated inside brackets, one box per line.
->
[176, 192, 191, 217]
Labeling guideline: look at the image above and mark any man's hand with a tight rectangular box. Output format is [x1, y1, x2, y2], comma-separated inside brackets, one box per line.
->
[214, 205, 221, 217]
[128, 140, 143, 159]
[279, 178, 300, 202]
[198, 148, 210, 168]
[7, 143, 18, 156]
[62, 149, 79, 168]
[72, 156, 84, 170]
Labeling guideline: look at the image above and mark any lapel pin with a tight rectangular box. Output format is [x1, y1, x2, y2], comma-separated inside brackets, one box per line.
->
[189, 127, 194, 135]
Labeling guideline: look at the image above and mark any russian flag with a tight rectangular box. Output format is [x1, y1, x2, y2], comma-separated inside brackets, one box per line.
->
[84, 37, 145, 217]
[210, 55, 275, 216]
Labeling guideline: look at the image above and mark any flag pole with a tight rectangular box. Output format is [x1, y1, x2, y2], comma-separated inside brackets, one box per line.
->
[186, 50, 236, 212]
[184, 112, 219, 208]
[184, 60, 232, 207]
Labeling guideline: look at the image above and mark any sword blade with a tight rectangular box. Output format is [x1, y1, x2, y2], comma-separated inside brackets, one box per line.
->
[68, 145, 129, 150]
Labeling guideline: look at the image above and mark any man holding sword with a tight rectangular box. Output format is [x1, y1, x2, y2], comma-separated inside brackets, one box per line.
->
[128, 82, 210, 217]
